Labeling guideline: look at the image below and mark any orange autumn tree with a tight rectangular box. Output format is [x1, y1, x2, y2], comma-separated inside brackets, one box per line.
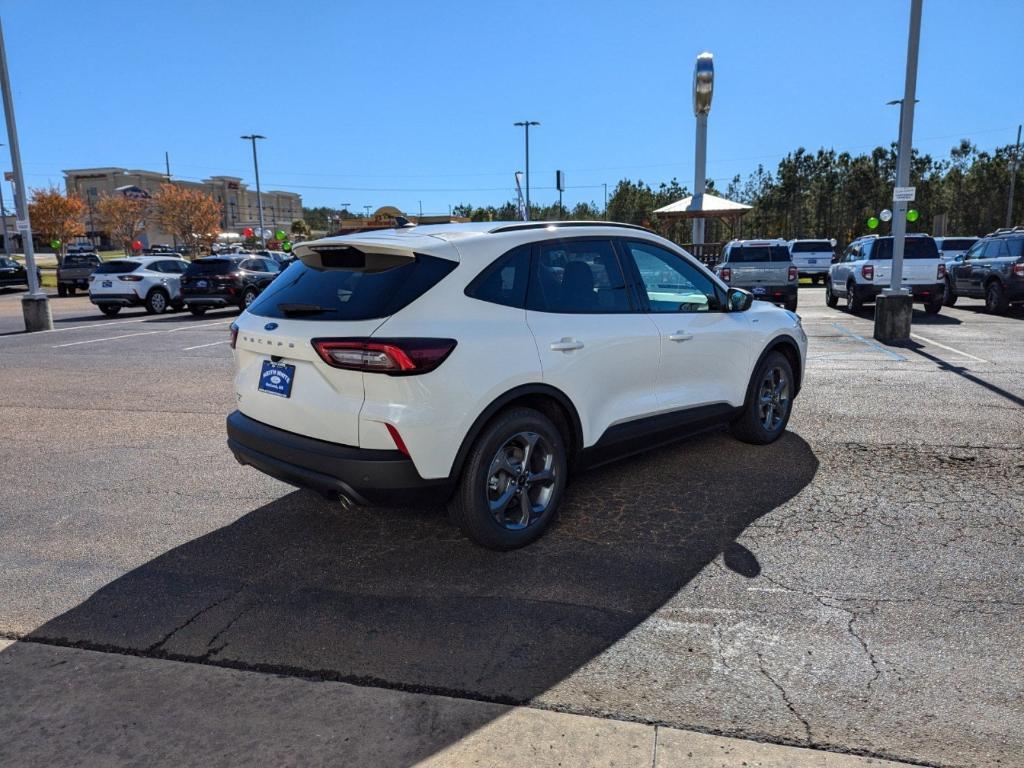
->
[96, 193, 151, 255]
[152, 184, 221, 256]
[28, 187, 86, 262]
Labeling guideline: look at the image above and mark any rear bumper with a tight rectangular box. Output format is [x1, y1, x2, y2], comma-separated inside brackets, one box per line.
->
[90, 293, 142, 307]
[859, 283, 942, 302]
[747, 284, 797, 303]
[225, 410, 454, 507]
[185, 294, 239, 307]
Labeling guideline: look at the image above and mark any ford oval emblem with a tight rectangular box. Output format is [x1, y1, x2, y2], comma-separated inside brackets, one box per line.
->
[264, 322, 278, 331]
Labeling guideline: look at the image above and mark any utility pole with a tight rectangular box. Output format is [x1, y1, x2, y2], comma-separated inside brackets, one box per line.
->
[603, 183, 608, 220]
[0, 18, 50, 330]
[0, 143, 10, 259]
[241, 135, 266, 247]
[164, 151, 178, 248]
[1007, 124, 1021, 228]
[874, 0, 922, 344]
[513, 121, 539, 220]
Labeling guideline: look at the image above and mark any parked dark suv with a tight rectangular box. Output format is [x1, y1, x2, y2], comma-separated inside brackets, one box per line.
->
[181, 256, 282, 316]
[944, 227, 1024, 314]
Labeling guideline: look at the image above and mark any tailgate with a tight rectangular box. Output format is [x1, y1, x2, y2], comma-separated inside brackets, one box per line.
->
[872, 260, 939, 286]
[731, 262, 785, 285]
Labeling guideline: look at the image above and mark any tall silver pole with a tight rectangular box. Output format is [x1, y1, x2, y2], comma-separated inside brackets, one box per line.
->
[1007, 124, 1021, 228]
[514, 121, 539, 222]
[242, 135, 266, 247]
[887, 0, 922, 295]
[691, 53, 714, 248]
[692, 112, 708, 245]
[0, 145, 10, 259]
[0, 18, 51, 330]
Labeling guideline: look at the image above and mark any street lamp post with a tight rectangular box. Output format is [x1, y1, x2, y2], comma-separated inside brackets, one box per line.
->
[241, 135, 266, 247]
[0, 143, 10, 259]
[0, 18, 50, 331]
[513, 121, 540, 220]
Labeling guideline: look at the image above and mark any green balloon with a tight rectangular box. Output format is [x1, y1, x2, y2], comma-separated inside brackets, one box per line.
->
[275, 229, 287, 241]
[867, 217, 879, 230]
[906, 209, 919, 222]
[282, 241, 292, 252]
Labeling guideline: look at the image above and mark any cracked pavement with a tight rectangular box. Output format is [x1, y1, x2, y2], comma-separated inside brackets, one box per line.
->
[0, 288, 1021, 767]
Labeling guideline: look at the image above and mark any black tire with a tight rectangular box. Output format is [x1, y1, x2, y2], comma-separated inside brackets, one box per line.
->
[846, 281, 863, 312]
[145, 288, 169, 315]
[188, 305, 208, 316]
[825, 278, 839, 308]
[99, 304, 121, 317]
[985, 281, 1009, 315]
[241, 287, 258, 311]
[810, 275, 821, 286]
[68, 286, 77, 296]
[783, 296, 798, 312]
[924, 295, 943, 315]
[57, 284, 67, 298]
[942, 277, 957, 307]
[731, 351, 795, 445]
[449, 407, 568, 550]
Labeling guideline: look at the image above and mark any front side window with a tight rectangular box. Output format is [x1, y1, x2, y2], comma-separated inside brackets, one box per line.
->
[964, 240, 986, 260]
[526, 239, 630, 313]
[624, 240, 719, 313]
[464, 245, 530, 308]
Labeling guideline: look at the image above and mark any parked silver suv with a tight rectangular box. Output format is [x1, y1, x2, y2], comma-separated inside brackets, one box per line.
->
[714, 239, 798, 311]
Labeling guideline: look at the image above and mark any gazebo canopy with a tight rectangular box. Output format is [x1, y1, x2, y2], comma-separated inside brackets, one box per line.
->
[653, 192, 751, 218]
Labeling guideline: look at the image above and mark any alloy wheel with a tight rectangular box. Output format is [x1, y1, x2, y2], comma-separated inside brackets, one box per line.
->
[757, 366, 790, 432]
[486, 431, 557, 530]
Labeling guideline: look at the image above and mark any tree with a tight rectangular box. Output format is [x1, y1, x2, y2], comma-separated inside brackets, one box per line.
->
[96, 193, 150, 254]
[290, 219, 310, 237]
[152, 184, 221, 256]
[28, 187, 86, 262]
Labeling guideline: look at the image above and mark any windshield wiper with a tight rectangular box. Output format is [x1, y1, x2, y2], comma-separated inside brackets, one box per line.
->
[277, 303, 337, 316]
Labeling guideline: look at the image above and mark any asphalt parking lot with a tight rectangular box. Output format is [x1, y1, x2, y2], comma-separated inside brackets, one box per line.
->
[0, 286, 1021, 767]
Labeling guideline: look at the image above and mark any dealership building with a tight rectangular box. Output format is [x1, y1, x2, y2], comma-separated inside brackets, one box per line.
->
[62, 167, 302, 248]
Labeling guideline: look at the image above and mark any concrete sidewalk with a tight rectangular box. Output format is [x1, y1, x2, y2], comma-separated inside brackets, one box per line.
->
[0, 641, 921, 768]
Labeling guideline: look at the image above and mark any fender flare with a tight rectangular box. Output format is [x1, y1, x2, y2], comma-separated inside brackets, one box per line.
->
[747, 334, 804, 401]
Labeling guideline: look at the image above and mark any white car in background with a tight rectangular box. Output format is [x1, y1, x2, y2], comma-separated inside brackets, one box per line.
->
[226, 221, 807, 550]
[89, 255, 190, 316]
[787, 239, 836, 284]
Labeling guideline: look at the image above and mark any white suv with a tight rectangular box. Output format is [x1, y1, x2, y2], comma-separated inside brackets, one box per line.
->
[226, 222, 807, 549]
[825, 234, 945, 314]
[89, 255, 190, 316]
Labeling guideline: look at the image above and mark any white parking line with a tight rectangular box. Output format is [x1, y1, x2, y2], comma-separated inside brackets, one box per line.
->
[52, 321, 229, 348]
[910, 333, 989, 363]
[831, 323, 907, 361]
[182, 339, 229, 351]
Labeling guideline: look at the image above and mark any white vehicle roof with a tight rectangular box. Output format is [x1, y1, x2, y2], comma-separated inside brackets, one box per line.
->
[726, 238, 788, 246]
[109, 255, 188, 266]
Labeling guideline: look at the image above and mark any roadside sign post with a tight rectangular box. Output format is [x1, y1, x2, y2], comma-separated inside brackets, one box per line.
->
[874, 0, 922, 344]
[0, 18, 51, 331]
[556, 170, 565, 217]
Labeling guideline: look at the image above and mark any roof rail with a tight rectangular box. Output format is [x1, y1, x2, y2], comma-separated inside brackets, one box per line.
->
[489, 221, 653, 234]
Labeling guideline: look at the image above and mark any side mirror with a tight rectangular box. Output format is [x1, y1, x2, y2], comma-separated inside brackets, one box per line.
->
[727, 287, 753, 312]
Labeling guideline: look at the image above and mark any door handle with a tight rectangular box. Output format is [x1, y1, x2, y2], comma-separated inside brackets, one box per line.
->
[550, 337, 584, 352]
[667, 332, 693, 342]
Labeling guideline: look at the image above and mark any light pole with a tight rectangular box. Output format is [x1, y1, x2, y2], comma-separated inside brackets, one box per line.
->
[0, 143, 10, 259]
[240, 135, 266, 247]
[513, 121, 539, 219]
[0, 18, 50, 330]
[692, 53, 714, 247]
[1007, 124, 1021, 228]
[874, 0, 922, 344]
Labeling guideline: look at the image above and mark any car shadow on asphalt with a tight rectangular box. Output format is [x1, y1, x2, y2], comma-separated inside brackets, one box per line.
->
[13, 429, 818, 765]
[898, 341, 1024, 407]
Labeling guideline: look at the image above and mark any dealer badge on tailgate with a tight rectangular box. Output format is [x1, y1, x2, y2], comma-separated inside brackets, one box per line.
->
[258, 360, 295, 398]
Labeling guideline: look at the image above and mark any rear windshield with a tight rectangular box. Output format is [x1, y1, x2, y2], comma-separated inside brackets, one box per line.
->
[728, 245, 791, 263]
[939, 238, 976, 251]
[63, 254, 100, 267]
[94, 260, 140, 274]
[248, 254, 457, 321]
[790, 241, 833, 253]
[185, 259, 238, 276]
[870, 238, 939, 260]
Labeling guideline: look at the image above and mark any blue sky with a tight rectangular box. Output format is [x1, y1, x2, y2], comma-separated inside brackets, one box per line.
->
[4, 0, 1022, 216]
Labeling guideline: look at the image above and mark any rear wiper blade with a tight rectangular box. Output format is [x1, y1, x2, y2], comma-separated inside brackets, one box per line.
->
[276, 303, 337, 316]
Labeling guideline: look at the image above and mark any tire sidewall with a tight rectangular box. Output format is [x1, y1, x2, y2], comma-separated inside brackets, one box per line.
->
[147, 289, 169, 314]
[734, 350, 794, 444]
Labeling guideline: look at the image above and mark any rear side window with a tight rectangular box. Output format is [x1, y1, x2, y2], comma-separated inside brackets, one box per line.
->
[790, 241, 832, 253]
[248, 254, 457, 321]
[870, 238, 939, 260]
[983, 239, 1009, 258]
[727, 245, 791, 263]
[526, 239, 631, 313]
[186, 259, 237, 276]
[94, 260, 139, 274]
[1006, 238, 1024, 258]
[464, 245, 530, 308]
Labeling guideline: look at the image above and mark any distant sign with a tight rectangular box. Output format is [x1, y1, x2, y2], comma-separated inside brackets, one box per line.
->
[15, 218, 28, 232]
[893, 186, 916, 202]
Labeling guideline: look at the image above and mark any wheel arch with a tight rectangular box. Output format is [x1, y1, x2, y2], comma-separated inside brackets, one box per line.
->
[448, 383, 583, 481]
[756, 334, 804, 397]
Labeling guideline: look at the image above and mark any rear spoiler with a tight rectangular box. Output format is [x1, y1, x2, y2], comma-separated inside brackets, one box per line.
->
[293, 240, 416, 272]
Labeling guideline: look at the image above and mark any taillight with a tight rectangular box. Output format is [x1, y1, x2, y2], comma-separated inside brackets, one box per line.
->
[312, 338, 457, 375]
[861, 264, 874, 281]
[937, 263, 946, 279]
[118, 274, 143, 282]
[229, 322, 239, 349]
[788, 265, 798, 282]
[720, 267, 731, 282]
[1013, 263, 1024, 277]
